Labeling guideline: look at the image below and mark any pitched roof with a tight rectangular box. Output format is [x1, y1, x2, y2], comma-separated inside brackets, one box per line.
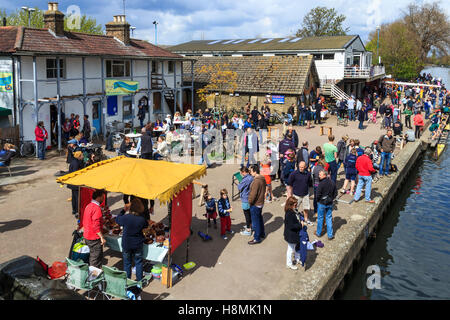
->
[0, 27, 20, 53]
[183, 55, 319, 95]
[0, 26, 183, 59]
[170, 35, 357, 53]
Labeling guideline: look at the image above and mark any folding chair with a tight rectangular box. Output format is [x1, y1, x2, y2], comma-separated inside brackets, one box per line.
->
[102, 265, 151, 300]
[231, 171, 243, 200]
[65, 258, 104, 299]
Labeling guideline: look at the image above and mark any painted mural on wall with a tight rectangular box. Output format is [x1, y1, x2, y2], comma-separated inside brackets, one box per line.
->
[0, 58, 13, 111]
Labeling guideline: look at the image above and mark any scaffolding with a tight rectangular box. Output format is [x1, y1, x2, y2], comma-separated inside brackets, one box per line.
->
[14, 54, 195, 154]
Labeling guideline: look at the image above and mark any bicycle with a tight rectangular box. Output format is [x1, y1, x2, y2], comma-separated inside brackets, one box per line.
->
[269, 112, 284, 125]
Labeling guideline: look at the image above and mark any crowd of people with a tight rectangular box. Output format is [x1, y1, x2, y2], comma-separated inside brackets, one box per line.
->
[34, 110, 92, 161]
[57, 72, 450, 289]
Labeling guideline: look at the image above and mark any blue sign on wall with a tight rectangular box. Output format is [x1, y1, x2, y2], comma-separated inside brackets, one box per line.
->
[271, 95, 285, 104]
[107, 96, 118, 116]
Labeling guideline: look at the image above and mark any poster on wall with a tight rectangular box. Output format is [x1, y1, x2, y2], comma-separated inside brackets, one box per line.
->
[0, 72, 13, 92]
[265, 95, 285, 104]
[105, 79, 139, 96]
[0, 58, 14, 111]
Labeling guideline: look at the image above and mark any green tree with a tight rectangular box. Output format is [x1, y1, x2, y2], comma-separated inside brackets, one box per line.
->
[1, 7, 103, 34]
[366, 22, 423, 79]
[296, 6, 349, 38]
[8, 7, 45, 28]
[64, 15, 103, 35]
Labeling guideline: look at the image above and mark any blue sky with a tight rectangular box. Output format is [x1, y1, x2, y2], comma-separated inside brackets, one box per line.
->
[1, 0, 449, 45]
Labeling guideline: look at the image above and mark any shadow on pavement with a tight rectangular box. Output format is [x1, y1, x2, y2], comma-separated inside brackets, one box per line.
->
[0, 219, 32, 233]
[305, 249, 318, 271]
[333, 217, 348, 235]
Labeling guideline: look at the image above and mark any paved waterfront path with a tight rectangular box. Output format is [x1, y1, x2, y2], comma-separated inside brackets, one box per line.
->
[2, 109, 422, 300]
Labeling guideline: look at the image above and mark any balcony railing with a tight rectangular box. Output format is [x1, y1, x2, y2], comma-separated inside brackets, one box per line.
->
[344, 65, 385, 79]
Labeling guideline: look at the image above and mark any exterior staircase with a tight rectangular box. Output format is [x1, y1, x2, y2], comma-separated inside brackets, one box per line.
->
[321, 83, 351, 101]
[151, 74, 182, 116]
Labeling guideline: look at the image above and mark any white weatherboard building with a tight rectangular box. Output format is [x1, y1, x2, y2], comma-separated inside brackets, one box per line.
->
[0, 2, 194, 149]
[169, 35, 385, 101]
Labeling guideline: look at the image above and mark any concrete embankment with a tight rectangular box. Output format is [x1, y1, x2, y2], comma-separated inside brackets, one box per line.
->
[282, 131, 430, 300]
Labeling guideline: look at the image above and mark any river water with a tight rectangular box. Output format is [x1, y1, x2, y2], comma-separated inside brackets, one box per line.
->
[337, 67, 450, 300]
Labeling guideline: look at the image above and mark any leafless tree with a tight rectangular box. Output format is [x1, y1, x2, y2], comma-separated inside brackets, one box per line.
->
[404, 1, 450, 62]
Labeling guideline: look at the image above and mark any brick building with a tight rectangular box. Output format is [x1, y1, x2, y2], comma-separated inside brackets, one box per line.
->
[182, 55, 320, 113]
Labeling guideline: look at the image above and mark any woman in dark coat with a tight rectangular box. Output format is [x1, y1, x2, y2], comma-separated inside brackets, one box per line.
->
[116, 198, 149, 282]
[283, 196, 302, 270]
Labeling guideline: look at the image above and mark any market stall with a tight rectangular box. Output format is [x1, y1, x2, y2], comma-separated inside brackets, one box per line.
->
[56, 156, 206, 287]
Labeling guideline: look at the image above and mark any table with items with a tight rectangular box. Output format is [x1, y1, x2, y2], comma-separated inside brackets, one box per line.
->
[102, 211, 169, 264]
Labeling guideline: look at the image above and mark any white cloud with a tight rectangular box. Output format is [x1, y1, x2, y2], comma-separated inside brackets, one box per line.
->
[3, 0, 450, 45]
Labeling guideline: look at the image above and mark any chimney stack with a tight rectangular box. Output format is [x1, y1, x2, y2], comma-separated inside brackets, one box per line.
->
[105, 15, 131, 45]
[44, 2, 65, 36]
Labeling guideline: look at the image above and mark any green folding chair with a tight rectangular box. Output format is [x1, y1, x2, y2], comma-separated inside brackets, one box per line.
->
[65, 258, 104, 299]
[231, 171, 243, 200]
[102, 265, 147, 300]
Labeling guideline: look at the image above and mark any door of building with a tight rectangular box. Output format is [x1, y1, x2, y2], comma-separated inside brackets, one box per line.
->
[92, 100, 102, 134]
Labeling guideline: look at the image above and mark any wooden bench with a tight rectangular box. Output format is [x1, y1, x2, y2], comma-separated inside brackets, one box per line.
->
[320, 126, 333, 136]
[267, 126, 278, 140]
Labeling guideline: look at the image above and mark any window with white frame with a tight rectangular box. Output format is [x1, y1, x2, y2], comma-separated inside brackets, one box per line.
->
[46, 58, 65, 79]
[152, 61, 158, 73]
[323, 53, 335, 60]
[106, 60, 130, 77]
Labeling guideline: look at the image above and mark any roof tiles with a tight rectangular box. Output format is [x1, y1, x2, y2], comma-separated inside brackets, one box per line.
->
[0, 26, 182, 59]
[183, 55, 318, 95]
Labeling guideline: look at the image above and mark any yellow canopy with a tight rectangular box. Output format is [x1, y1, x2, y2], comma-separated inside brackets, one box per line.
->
[56, 156, 207, 204]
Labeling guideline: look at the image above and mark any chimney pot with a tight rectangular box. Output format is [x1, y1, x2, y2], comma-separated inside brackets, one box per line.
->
[44, 2, 65, 36]
[106, 14, 131, 45]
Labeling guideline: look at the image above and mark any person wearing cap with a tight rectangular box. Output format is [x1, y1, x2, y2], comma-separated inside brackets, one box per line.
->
[66, 139, 80, 166]
[68, 150, 85, 217]
[165, 114, 172, 126]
